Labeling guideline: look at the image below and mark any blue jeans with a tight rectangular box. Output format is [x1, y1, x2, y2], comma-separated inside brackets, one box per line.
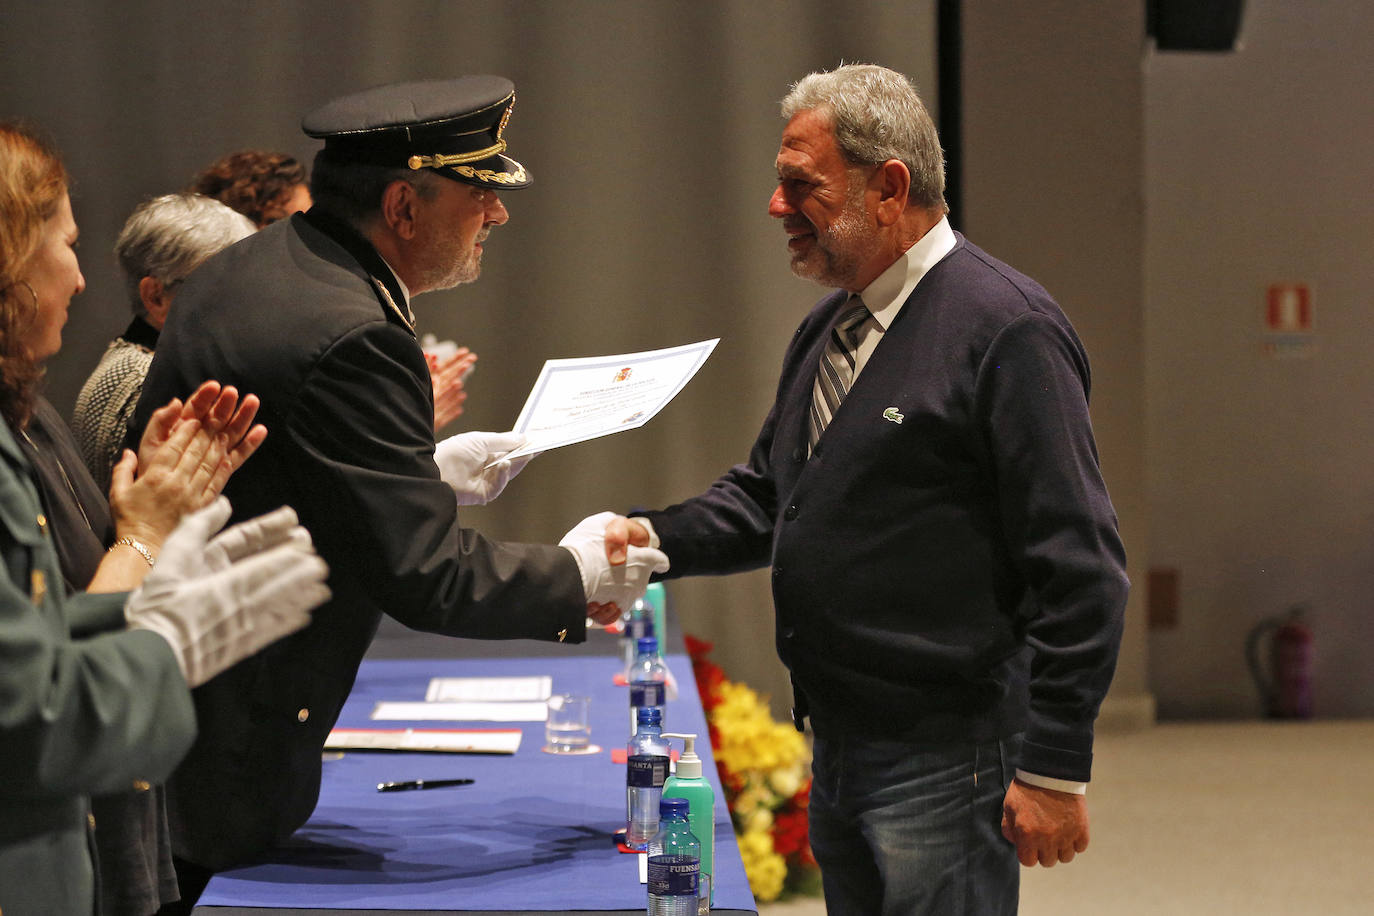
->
[808, 731, 1021, 915]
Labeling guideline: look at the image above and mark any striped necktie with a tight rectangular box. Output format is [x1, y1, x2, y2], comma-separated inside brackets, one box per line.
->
[808, 297, 872, 452]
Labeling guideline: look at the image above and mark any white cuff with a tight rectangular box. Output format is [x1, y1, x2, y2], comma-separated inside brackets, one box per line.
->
[1015, 769, 1087, 795]
[559, 545, 594, 599]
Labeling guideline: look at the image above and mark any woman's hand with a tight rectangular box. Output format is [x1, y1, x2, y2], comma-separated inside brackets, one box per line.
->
[138, 381, 266, 490]
[112, 382, 267, 552]
[429, 347, 476, 433]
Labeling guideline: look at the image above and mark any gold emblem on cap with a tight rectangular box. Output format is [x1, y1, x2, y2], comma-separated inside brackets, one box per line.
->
[497, 93, 514, 138]
[408, 94, 517, 175]
[557, 628, 568, 643]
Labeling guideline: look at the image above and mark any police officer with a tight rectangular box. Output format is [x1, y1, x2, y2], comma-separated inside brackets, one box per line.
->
[132, 77, 668, 911]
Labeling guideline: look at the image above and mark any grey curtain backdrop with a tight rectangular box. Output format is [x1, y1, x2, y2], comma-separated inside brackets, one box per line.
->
[1, 0, 938, 712]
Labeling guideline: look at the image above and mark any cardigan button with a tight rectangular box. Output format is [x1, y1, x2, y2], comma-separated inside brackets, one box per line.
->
[297, 708, 310, 723]
[783, 505, 798, 521]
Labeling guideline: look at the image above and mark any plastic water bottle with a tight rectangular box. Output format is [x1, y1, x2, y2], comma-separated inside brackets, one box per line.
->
[647, 796, 700, 916]
[629, 636, 667, 733]
[626, 706, 670, 850]
[621, 599, 654, 679]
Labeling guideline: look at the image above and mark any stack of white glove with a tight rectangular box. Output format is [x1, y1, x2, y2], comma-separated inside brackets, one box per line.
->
[124, 499, 330, 688]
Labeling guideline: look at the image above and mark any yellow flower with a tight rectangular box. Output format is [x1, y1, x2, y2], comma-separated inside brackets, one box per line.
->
[768, 762, 804, 798]
[737, 829, 788, 901]
[730, 784, 770, 817]
[695, 647, 821, 899]
[742, 805, 774, 834]
[738, 829, 772, 859]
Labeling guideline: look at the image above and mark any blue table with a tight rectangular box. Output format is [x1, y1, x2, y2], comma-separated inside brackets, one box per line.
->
[193, 642, 755, 914]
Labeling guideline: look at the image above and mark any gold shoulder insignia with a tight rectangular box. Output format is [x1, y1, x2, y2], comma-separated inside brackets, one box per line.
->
[371, 277, 415, 336]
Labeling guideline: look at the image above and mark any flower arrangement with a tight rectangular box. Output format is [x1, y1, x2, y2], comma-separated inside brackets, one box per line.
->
[685, 634, 820, 902]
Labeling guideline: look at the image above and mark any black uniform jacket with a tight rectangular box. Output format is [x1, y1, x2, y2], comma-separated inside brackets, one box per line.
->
[131, 210, 586, 869]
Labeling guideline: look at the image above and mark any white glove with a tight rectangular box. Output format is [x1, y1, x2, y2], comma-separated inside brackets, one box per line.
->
[124, 498, 330, 688]
[434, 431, 533, 506]
[559, 511, 670, 610]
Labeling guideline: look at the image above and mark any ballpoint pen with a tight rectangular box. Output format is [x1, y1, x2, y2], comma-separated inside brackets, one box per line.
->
[376, 778, 476, 792]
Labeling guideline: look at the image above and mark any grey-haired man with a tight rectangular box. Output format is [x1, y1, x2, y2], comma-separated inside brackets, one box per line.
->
[596, 63, 1128, 914]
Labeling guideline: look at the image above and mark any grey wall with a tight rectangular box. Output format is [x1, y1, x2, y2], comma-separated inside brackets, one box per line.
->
[961, 2, 1151, 725]
[1145, 1, 1374, 718]
[1, 0, 936, 719]
[962, 0, 1374, 722]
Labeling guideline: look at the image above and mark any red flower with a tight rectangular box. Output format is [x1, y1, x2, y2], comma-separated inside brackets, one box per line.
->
[695, 664, 726, 711]
[685, 633, 729, 711]
[684, 633, 715, 660]
[770, 807, 810, 860]
[718, 765, 746, 797]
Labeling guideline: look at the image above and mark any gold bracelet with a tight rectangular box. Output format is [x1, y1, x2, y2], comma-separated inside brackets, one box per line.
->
[112, 536, 156, 568]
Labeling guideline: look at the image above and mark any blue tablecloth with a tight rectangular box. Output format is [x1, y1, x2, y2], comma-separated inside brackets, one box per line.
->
[194, 649, 756, 913]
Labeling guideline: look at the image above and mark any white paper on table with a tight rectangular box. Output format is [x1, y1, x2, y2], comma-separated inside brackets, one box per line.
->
[325, 727, 522, 754]
[371, 700, 549, 722]
[492, 338, 719, 465]
[424, 675, 552, 703]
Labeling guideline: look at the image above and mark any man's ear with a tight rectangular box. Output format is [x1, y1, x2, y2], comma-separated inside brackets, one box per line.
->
[138, 276, 172, 328]
[380, 179, 421, 240]
[874, 159, 912, 227]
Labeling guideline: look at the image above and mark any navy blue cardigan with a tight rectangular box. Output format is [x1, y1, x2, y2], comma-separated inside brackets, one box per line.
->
[641, 234, 1128, 783]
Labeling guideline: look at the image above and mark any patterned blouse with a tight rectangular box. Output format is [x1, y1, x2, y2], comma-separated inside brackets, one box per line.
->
[71, 317, 159, 492]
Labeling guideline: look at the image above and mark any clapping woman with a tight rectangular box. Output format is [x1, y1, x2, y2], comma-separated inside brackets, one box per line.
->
[0, 121, 331, 914]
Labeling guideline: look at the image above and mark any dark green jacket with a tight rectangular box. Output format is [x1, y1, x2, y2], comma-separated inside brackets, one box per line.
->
[0, 418, 195, 915]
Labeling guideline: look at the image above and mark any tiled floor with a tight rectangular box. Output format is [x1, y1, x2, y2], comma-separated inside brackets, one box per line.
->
[757, 720, 1374, 915]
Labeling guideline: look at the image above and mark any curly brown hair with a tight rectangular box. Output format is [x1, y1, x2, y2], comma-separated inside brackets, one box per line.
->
[0, 122, 66, 428]
[190, 150, 308, 228]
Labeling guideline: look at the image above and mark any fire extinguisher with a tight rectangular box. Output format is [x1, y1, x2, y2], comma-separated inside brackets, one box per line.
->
[1245, 605, 1313, 719]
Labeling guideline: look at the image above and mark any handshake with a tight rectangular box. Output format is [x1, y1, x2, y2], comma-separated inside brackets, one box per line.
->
[558, 512, 666, 623]
[432, 431, 667, 622]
